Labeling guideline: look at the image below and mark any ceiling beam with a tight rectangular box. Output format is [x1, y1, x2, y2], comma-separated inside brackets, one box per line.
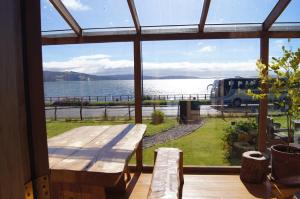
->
[49, 0, 82, 36]
[263, 0, 291, 31]
[127, 0, 141, 33]
[198, 0, 211, 32]
[42, 30, 300, 45]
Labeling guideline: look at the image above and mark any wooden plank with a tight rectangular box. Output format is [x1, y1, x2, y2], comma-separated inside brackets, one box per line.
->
[263, 0, 291, 31]
[49, 0, 82, 36]
[88, 124, 146, 173]
[198, 0, 211, 32]
[127, 0, 140, 33]
[51, 124, 129, 171]
[127, 174, 300, 199]
[50, 124, 146, 186]
[0, 0, 31, 198]
[258, 33, 269, 152]
[134, 38, 143, 123]
[147, 148, 183, 199]
[48, 126, 110, 167]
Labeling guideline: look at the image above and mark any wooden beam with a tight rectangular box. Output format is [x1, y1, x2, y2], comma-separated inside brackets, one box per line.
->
[127, 0, 141, 33]
[198, 0, 211, 32]
[134, 38, 142, 124]
[42, 30, 300, 46]
[0, 0, 31, 198]
[258, 33, 269, 152]
[49, 0, 82, 36]
[42, 34, 135, 45]
[263, 0, 291, 31]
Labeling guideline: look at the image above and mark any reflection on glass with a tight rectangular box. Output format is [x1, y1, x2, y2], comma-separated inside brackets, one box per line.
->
[61, 0, 133, 29]
[135, 0, 204, 26]
[206, 0, 277, 24]
[41, 0, 71, 31]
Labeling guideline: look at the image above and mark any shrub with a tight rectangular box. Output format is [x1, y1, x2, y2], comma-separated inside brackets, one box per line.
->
[151, 110, 165, 125]
[222, 119, 258, 159]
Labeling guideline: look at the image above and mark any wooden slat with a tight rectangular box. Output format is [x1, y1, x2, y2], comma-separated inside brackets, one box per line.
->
[263, 0, 291, 31]
[126, 174, 300, 199]
[51, 124, 129, 171]
[49, 0, 82, 36]
[50, 124, 146, 186]
[147, 148, 183, 199]
[198, 0, 211, 32]
[127, 0, 140, 33]
[48, 126, 109, 167]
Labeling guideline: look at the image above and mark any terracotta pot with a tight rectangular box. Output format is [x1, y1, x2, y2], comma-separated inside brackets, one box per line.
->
[271, 144, 300, 185]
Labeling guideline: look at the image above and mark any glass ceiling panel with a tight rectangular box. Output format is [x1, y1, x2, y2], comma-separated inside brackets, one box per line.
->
[41, 0, 72, 31]
[135, 0, 204, 26]
[206, 0, 278, 24]
[276, 0, 300, 22]
[61, 0, 133, 29]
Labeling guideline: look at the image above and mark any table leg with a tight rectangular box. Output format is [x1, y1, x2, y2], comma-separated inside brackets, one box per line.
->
[136, 140, 143, 172]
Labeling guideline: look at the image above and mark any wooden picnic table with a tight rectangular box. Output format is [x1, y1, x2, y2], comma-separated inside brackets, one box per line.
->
[48, 124, 146, 199]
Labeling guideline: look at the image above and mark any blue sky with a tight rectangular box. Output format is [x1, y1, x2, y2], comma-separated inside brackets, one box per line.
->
[41, 0, 300, 78]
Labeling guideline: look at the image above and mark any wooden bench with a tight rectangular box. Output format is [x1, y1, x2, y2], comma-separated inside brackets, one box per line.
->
[147, 148, 184, 199]
[48, 124, 146, 199]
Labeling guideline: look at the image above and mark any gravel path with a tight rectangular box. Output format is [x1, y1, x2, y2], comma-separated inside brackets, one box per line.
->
[143, 122, 204, 148]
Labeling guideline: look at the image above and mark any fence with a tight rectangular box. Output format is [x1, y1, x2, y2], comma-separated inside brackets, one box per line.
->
[44, 93, 210, 104]
[44, 103, 283, 121]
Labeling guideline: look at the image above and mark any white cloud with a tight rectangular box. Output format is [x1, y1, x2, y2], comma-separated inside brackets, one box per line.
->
[198, 45, 216, 53]
[274, 39, 285, 48]
[61, 0, 90, 11]
[43, 54, 133, 74]
[43, 53, 256, 75]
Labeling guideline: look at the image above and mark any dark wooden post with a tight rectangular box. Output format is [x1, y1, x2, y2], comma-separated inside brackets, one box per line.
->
[54, 106, 57, 121]
[128, 104, 131, 120]
[258, 33, 269, 152]
[80, 103, 83, 121]
[134, 38, 142, 123]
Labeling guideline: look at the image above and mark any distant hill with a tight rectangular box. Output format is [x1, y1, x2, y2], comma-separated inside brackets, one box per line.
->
[43, 71, 199, 82]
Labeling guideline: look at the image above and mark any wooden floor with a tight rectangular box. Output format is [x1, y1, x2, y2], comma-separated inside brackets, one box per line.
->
[107, 173, 300, 199]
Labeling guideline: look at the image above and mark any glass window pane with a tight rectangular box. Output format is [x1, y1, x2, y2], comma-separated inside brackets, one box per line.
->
[276, 0, 300, 22]
[41, 0, 72, 31]
[135, 0, 204, 26]
[61, 0, 133, 29]
[206, 0, 278, 24]
[141, 39, 260, 166]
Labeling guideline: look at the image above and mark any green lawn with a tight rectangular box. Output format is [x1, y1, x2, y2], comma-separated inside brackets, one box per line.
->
[46, 117, 245, 166]
[141, 118, 245, 166]
[46, 118, 177, 138]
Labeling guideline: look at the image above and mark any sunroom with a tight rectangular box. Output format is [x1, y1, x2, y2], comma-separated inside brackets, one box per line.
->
[1, 0, 300, 198]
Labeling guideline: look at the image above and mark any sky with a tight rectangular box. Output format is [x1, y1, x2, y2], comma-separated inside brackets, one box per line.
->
[41, 0, 300, 78]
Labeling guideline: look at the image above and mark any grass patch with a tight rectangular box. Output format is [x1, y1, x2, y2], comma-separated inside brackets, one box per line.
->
[141, 118, 246, 166]
[46, 118, 177, 138]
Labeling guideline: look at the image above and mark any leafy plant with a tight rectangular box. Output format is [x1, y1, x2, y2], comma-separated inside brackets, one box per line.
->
[222, 119, 258, 159]
[151, 110, 165, 125]
[247, 45, 300, 142]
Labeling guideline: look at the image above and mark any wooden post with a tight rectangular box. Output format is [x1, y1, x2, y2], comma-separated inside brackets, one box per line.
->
[134, 38, 142, 123]
[80, 104, 83, 121]
[128, 104, 131, 120]
[136, 141, 143, 172]
[54, 106, 57, 121]
[258, 33, 269, 152]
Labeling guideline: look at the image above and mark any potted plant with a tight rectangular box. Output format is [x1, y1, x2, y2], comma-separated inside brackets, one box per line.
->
[248, 44, 300, 185]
